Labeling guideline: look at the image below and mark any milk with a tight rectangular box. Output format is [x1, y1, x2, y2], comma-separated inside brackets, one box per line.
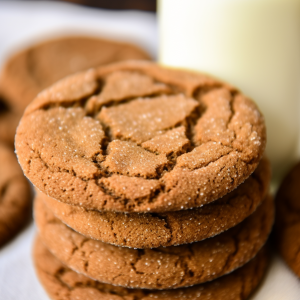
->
[158, 0, 300, 181]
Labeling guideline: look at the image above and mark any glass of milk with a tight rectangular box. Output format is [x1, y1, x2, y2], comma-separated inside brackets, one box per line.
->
[158, 0, 300, 183]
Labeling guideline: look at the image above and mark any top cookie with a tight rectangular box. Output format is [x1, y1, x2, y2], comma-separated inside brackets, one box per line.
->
[0, 36, 151, 114]
[15, 60, 266, 213]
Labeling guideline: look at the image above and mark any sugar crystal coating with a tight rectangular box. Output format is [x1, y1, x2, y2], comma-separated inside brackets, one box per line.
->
[102, 140, 168, 178]
[176, 142, 232, 170]
[99, 175, 162, 201]
[98, 95, 198, 144]
[25, 106, 105, 179]
[194, 88, 234, 146]
[142, 126, 190, 155]
[86, 71, 170, 113]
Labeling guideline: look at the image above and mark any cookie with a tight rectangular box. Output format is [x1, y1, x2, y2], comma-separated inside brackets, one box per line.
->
[0, 143, 32, 246]
[15, 60, 266, 213]
[39, 157, 270, 249]
[0, 95, 20, 147]
[0, 36, 151, 114]
[34, 237, 268, 300]
[35, 193, 273, 289]
[275, 161, 300, 278]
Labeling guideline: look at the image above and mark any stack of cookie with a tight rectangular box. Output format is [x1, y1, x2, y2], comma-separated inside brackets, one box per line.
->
[15, 61, 273, 300]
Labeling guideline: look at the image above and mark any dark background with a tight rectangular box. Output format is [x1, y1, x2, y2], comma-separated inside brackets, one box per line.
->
[34, 0, 157, 11]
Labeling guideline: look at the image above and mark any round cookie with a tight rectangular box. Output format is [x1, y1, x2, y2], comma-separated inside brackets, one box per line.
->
[0, 143, 32, 246]
[39, 157, 270, 249]
[15, 60, 266, 213]
[35, 194, 273, 289]
[34, 237, 268, 300]
[275, 161, 300, 278]
[0, 36, 151, 114]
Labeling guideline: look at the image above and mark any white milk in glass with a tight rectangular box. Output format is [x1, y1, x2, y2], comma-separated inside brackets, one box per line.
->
[159, 0, 300, 182]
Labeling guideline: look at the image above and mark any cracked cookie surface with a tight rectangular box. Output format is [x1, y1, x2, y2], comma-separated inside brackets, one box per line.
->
[16, 61, 266, 213]
[35, 194, 273, 289]
[34, 237, 268, 300]
[0, 143, 32, 246]
[275, 161, 300, 278]
[40, 157, 270, 248]
[0, 36, 151, 114]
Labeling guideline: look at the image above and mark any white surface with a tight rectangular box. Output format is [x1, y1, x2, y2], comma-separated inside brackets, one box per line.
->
[0, 1, 299, 299]
[0, 225, 49, 300]
[0, 0, 157, 66]
[159, 0, 300, 180]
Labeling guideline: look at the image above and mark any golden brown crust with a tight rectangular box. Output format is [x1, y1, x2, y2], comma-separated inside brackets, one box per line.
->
[33, 237, 269, 300]
[0, 143, 32, 246]
[0, 36, 151, 114]
[35, 194, 273, 289]
[16, 61, 266, 213]
[275, 161, 300, 278]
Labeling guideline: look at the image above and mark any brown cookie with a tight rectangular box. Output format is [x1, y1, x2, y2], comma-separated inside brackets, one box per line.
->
[15, 60, 266, 213]
[34, 237, 268, 300]
[35, 194, 273, 289]
[0, 95, 20, 147]
[0, 143, 32, 246]
[39, 157, 270, 249]
[0, 36, 151, 114]
[275, 161, 300, 278]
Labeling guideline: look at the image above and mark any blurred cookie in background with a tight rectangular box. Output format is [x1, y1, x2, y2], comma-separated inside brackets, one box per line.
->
[0, 143, 32, 247]
[0, 94, 19, 147]
[275, 161, 300, 278]
[0, 35, 151, 115]
[0, 35, 151, 144]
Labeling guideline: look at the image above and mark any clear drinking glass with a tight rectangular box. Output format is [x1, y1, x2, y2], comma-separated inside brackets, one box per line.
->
[159, 0, 300, 183]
